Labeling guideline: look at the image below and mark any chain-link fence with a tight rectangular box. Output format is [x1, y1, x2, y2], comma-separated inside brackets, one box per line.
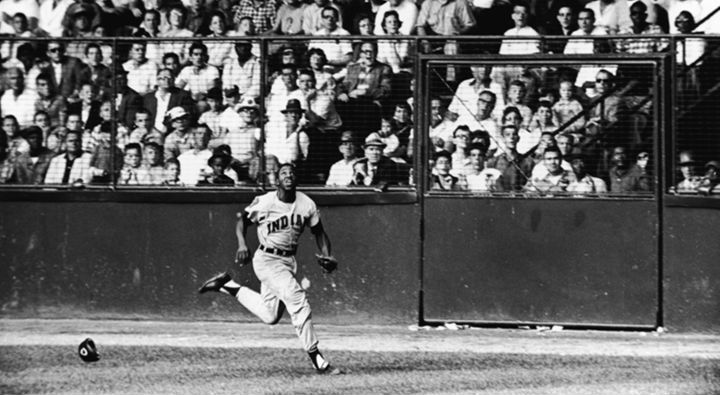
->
[0, 35, 717, 195]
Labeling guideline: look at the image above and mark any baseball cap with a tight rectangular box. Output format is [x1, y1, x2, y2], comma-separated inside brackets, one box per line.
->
[705, 160, 720, 170]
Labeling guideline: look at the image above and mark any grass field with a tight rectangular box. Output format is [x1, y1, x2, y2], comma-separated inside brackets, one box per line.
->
[1, 319, 719, 394]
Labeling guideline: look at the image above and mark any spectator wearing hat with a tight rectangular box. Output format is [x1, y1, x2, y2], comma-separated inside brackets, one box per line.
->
[163, 106, 194, 161]
[353, 133, 409, 186]
[607, 146, 652, 193]
[222, 42, 261, 101]
[265, 99, 307, 166]
[674, 150, 701, 193]
[266, 64, 300, 133]
[223, 85, 242, 111]
[271, 0, 306, 35]
[176, 42, 221, 103]
[62, 3, 95, 59]
[225, 97, 260, 174]
[697, 161, 720, 195]
[567, 153, 608, 193]
[199, 87, 241, 150]
[198, 151, 236, 186]
[326, 130, 360, 186]
[143, 67, 195, 135]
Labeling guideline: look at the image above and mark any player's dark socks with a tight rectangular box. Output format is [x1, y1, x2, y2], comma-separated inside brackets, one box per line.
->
[308, 349, 329, 371]
[222, 284, 240, 296]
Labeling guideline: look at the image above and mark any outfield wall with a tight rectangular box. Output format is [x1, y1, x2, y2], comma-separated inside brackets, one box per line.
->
[2, 199, 719, 332]
[0, 200, 420, 325]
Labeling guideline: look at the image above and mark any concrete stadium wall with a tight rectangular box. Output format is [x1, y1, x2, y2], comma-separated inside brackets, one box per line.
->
[423, 198, 659, 328]
[0, 201, 420, 325]
[663, 206, 720, 333]
[2, 199, 719, 332]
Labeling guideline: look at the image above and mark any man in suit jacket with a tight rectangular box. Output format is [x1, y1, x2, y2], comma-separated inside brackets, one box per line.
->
[115, 68, 144, 129]
[143, 68, 196, 135]
[8, 126, 55, 184]
[42, 41, 84, 100]
[337, 41, 393, 137]
[354, 134, 409, 186]
[44, 130, 94, 185]
[67, 83, 103, 132]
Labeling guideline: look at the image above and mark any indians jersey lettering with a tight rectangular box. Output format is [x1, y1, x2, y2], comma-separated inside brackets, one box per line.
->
[244, 191, 320, 250]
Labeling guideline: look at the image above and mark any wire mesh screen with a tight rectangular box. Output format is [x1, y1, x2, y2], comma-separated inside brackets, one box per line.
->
[0, 36, 415, 188]
[425, 58, 658, 196]
[670, 36, 720, 196]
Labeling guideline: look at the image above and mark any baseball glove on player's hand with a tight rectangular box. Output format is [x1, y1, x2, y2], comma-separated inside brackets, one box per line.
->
[315, 254, 338, 273]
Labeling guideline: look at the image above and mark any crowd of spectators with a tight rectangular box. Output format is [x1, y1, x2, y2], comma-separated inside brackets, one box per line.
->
[0, 0, 717, 192]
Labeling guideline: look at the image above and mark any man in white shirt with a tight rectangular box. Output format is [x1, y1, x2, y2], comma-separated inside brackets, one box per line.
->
[449, 66, 505, 122]
[0, 67, 38, 128]
[326, 130, 360, 186]
[491, 3, 541, 89]
[176, 42, 220, 101]
[302, 0, 343, 35]
[177, 125, 213, 185]
[123, 41, 158, 96]
[585, 0, 632, 33]
[222, 42, 261, 100]
[38, 0, 73, 37]
[565, 8, 615, 87]
[373, 0, 418, 35]
[308, 7, 352, 68]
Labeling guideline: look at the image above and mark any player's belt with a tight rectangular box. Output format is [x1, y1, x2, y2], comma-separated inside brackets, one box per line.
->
[259, 244, 297, 257]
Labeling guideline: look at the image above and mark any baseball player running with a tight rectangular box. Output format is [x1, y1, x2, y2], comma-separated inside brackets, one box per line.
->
[199, 163, 341, 374]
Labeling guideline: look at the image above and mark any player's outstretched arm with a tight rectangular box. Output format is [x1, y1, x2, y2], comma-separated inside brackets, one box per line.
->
[235, 211, 253, 266]
[311, 220, 332, 258]
[311, 220, 338, 273]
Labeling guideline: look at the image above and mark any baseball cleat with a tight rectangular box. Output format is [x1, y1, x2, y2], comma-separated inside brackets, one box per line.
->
[198, 272, 232, 294]
[317, 364, 342, 375]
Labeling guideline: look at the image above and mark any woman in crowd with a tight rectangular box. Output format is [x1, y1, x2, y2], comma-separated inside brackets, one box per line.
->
[205, 11, 233, 68]
[376, 10, 412, 74]
[160, 5, 194, 64]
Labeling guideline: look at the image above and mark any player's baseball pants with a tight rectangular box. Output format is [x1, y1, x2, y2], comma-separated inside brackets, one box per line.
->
[235, 250, 318, 352]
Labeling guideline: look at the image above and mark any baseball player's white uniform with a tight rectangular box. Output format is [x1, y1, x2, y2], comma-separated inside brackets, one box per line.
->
[234, 190, 321, 352]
